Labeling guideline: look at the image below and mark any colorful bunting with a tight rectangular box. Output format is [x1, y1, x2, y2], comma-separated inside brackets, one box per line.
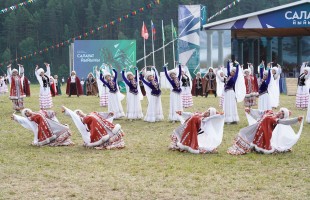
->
[0, 0, 160, 67]
[0, 0, 37, 15]
[207, 0, 242, 22]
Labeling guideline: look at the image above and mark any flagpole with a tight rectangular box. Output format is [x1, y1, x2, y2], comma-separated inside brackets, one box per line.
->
[143, 21, 147, 68]
[162, 20, 166, 65]
[171, 19, 176, 68]
[151, 21, 155, 67]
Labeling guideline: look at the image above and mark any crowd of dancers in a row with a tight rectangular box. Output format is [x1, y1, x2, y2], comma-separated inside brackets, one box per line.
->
[1, 60, 307, 155]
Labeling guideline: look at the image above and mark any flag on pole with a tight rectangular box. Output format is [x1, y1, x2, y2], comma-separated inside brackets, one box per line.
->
[171, 21, 178, 39]
[162, 20, 165, 42]
[151, 20, 156, 40]
[141, 22, 149, 40]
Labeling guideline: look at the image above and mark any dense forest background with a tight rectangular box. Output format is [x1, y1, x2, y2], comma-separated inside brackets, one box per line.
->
[0, 0, 293, 81]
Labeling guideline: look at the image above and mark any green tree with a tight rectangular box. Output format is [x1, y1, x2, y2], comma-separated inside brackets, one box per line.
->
[2, 48, 12, 62]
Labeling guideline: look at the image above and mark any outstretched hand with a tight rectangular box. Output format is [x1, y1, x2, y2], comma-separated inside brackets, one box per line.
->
[176, 111, 182, 116]
[61, 106, 66, 113]
[298, 116, 303, 123]
[245, 107, 250, 113]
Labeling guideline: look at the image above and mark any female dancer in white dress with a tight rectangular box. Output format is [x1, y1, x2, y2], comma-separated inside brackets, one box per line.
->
[180, 65, 193, 108]
[164, 64, 183, 122]
[296, 62, 310, 109]
[35, 63, 53, 109]
[258, 63, 271, 111]
[223, 60, 240, 124]
[122, 68, 143, 120]
[268, 63, 282, 109]
[96, 66, 108, 107]
[140, 66, 164, 122]
[100, 68, 125, 119]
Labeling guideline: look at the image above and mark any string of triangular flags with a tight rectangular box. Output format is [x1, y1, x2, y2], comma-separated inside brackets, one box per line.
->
[0, 0, 37, 15]
[207, 0, 241, 22]
[0, 0, 160, 67]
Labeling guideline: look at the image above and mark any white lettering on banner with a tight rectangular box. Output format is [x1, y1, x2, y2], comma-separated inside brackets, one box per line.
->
[77, 54, 95, 58]
[300, 11, 308, 19]
[285, 10, 310, 26]
[285, 11, 310, 20]
[285, 11, 292, 19]
[292, 12, 299, 19]
[80, 58, 101, 63]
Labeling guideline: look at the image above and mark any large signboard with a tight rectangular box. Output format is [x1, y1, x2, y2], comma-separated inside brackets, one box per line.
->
[178, 5, 206, 76]
[207, 2, 310, 30]
[74, 40, 136, 79]
[258, 3, 310, 28]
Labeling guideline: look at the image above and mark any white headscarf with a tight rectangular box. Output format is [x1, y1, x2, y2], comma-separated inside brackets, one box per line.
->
[243, 68, 251, 76]
[280, 107, 290, 119]
[145, 71, 153, 79]
[37, 68, 44, 75]
[21, 108, 32, 117]
[74, 109, 85, 116]
[208, 107, 217, 116]
[126, 71, 134, 78]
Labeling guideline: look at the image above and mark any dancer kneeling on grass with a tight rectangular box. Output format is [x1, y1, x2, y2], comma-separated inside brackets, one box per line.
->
[169, 107, 225, 154]
[11, 108, 74, 146]
[62, 106, 125, 149]
[164, 64, 183, 122]
[227, 107, 304, 155]
[122, 68, 143, 120]
[140, 66, 164, 122]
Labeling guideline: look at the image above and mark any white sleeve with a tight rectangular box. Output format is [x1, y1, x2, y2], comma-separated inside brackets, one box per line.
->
[178, 112, 193, 124]
[278, 117, 299, 125]
[13, 114, 38, 143]
[35, 69, 43, 85]
[7, 67, 12, 84]
[249, 109, 264, 120]
[46, 65, 51, 77]
[63, 107, 90, 143]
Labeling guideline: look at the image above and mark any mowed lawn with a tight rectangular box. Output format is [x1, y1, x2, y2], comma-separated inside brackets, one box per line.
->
[0, 84, 309, 200]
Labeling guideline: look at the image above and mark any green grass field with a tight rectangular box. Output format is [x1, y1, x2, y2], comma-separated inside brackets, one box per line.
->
[0, 85, 309, 199]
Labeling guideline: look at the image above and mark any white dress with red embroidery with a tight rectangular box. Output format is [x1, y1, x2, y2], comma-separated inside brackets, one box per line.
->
[227, 109, 303, 155]
[13, 112, 73, 146]
[63, 107, 125, 149]
[169, 112, 225, 154]
[244, 75, 258, 107]
[7, 67, 26, 111]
